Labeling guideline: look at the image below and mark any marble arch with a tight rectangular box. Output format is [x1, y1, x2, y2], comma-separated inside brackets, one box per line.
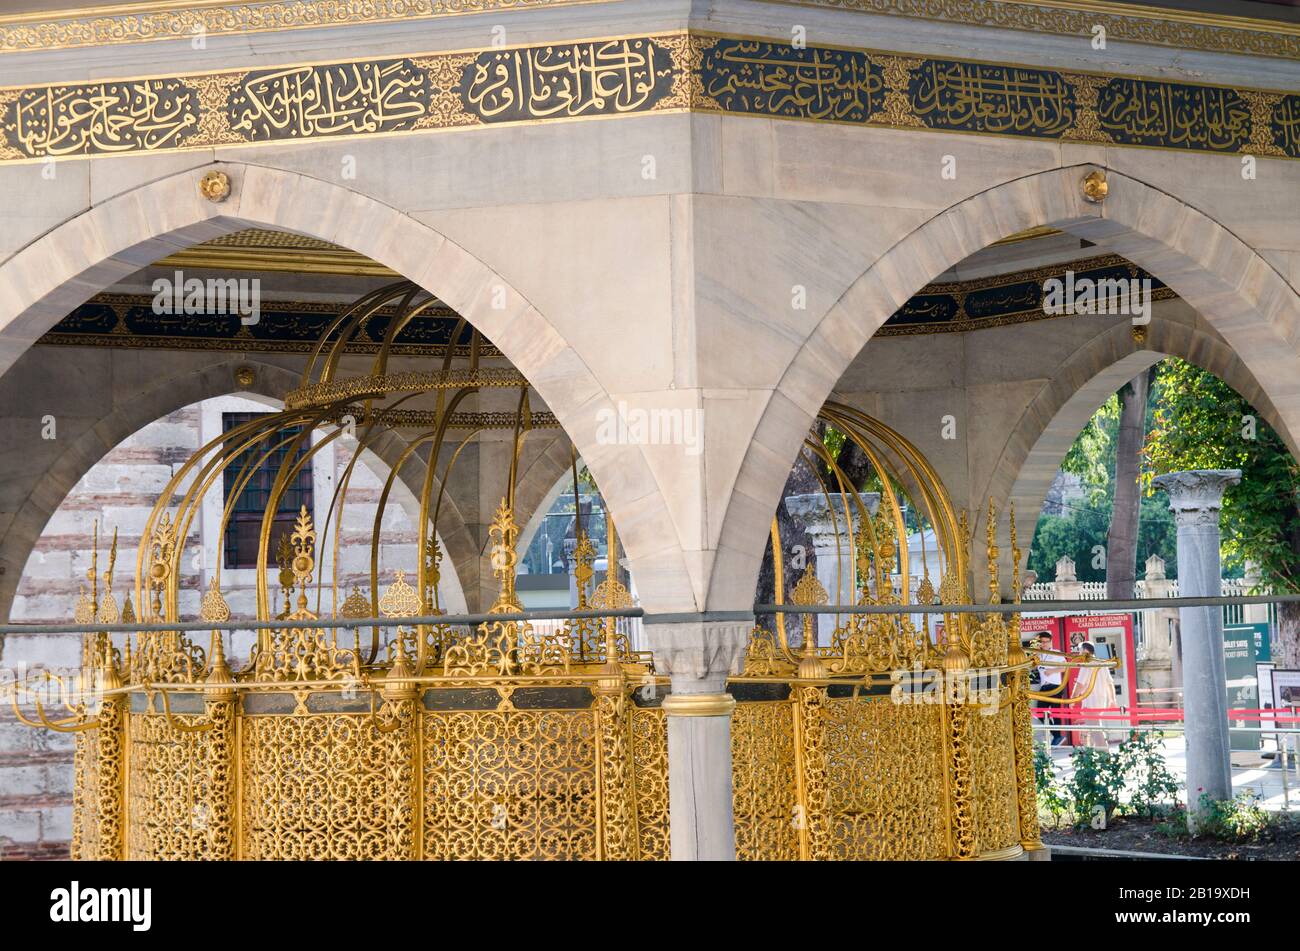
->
[0, 162, 686, 612]
[722, 165, 1300, 605]
[993, 317, 1297, 579]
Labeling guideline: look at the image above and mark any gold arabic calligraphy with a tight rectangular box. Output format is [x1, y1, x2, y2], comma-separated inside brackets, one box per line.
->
[1097, 79, 1249, 151]
[909, 60, 1074, 136]
[8, 78, 198, 157]
[461, 39, 671, 121]
[228, 59, 429, 140]
[702, 40, 882, 121]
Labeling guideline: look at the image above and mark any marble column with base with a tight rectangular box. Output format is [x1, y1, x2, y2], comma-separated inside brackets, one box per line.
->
[1153, 469, 1240, 829]
[645, 618, 751, 861]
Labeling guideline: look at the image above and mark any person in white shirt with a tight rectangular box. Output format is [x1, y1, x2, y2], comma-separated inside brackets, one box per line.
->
[1034, 631, 1066, 746]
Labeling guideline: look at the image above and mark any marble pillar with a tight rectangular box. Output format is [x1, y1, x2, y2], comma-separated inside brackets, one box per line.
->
[1154, 469, 1240, 829]
[647, 618, 750, 861]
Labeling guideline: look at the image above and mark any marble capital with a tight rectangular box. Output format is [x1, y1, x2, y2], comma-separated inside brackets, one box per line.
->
[644, 619, 752, 694]
[784, 492, 880, 538]
[1152, 469, 1241, 526]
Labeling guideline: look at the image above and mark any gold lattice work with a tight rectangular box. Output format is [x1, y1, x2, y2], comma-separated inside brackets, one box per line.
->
[17, 277, 1070, 864]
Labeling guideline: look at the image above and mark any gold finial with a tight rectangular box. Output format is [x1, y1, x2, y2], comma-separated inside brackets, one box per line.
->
[147, 513, 177, 621]
[1009, 503, 1021, 603]
[986, 499, 1000, 604]
[572, 532, 595, 608]
[289, 506, 316, 613]
[97, 527, 119, 625]
[487, 497, 520, 611]
[275, 531, 294, 616]
[205, 630, 235, 700]
[1081, 168, 1108, 203]
[791, 566, 829, 678]
[200, 577, 231, 623]
[88, 519, 99, 619]
[423, 534, 443, 612]
[199, 169, 231, 202]
[383, 631, 417, 700]
[73, 586, 94, 625]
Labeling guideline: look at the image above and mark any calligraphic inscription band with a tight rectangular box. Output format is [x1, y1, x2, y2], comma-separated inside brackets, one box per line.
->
[1097, 78, 1250, 153]
[908, 59, 1074, 138]
[4, 78, 199, 157]
[1, 33, 1297, 163]
[228, 59, 431, 141]
[700, 39, 883, 122]
[1272, 97, 1300, 157]
[459, 38, 674, 122]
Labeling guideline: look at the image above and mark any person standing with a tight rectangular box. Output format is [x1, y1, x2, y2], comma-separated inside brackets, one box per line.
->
[1033, 631, 1066, 746]
[1071, 641, 1119, 749]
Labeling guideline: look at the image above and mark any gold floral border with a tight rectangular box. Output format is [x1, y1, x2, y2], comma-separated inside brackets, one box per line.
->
[767, 0, 1300, 61]
[1, 0, 1296, 59]
[0, 0, 603, 55]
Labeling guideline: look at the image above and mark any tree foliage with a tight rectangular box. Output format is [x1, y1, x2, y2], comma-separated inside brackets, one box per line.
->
[1142, 358, 1300, 593]
[1030, 386, 1176, 583]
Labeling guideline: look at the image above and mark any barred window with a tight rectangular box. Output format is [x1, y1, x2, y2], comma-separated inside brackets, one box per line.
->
[221, 413, 314, 569]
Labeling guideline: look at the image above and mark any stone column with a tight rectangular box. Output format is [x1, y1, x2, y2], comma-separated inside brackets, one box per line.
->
[785, 493, 879, 644]
[647, 618, 750, 861]
[1154, 469, 1240, 828]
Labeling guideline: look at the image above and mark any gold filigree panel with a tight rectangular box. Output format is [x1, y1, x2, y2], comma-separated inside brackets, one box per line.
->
[240, 710, 413, 860]
[629, 707, 670, 860]
[972, 704, 1021, 855]
[822, 696, 948, 860]
[421, 706, 598, 860]
[127, 707, 234, 860]
[732, 701, 799, 861]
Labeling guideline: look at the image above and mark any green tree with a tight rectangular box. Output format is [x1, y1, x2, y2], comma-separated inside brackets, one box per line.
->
[1143, 358, 1300, 664]
[1030, 388, 1176, 584]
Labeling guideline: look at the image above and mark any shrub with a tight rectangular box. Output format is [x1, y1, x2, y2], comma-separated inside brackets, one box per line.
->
[1114, 731, 1181, 817]
[1034, 743, 1068, 823]
[1195, 791, 1273, 842]
[1064, 746, 1127, 827]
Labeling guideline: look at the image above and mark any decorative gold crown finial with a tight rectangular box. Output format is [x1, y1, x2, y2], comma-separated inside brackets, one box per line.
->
[200, 170, 231, 203]
[1081, 168, 1108, 203]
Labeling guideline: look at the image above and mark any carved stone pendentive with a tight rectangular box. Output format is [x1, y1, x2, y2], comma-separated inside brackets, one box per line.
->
[1152, 469, 1242, 527]
[785, 493, 880, 644]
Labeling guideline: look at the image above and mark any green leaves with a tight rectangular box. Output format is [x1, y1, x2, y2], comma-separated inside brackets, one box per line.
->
[1144, 359, 1300, 591]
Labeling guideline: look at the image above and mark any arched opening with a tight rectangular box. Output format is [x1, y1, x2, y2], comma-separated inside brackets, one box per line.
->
[0, 163, 686, 614]
[720, 166, 1300, 612]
